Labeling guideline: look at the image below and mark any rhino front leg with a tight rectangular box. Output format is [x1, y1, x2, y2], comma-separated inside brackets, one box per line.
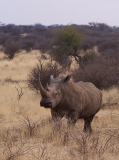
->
[51, 109, 63, 121]
[68, 110, 80, 126]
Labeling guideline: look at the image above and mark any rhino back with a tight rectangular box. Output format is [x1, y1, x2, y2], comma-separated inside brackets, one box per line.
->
[56, 81, 102, 118]
[76, 81, 102, 117]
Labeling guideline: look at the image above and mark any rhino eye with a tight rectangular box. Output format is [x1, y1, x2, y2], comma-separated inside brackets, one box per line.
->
[54, 92, 58, 96]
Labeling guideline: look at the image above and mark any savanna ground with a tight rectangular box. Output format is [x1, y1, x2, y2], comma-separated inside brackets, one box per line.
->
[0, 51, 119, 160]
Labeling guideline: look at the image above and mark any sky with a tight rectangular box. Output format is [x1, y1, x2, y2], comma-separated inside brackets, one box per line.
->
[0, 0, 119, 26]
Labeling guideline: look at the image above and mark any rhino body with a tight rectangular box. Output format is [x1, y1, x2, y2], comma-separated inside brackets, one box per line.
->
[39, 74, 102, 133]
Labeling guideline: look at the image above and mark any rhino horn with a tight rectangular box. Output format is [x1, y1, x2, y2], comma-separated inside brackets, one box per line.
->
[39, 71, 48, 97]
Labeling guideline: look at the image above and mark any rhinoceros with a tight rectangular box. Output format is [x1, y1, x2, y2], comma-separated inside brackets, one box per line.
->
[39, 74, 102, 133]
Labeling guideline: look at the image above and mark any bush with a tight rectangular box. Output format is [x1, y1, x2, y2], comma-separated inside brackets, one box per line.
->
[72, 58, 119, 89]
[101, 49, 119, 59]
[98, 41, 119, 53]
[0, 34, 8, 46]
[27, 59, 65, 92]
[82, 52, 97, 65]
[37, 37, 52, 53]
[20, 37, 36, 52]
[4, 41, 20, 59]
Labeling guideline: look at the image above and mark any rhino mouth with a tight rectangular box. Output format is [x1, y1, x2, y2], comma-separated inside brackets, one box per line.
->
[40, 101, 52, 108]
[42, 105, 51, 108]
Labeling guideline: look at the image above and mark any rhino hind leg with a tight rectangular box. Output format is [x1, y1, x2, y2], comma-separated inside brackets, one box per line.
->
[83, 114, 95, 133]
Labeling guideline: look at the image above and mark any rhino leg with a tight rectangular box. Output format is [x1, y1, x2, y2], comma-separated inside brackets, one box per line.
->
[68, 110, 79, 126]
[83, 114, 95, 133]
[51, 109, 63, 121]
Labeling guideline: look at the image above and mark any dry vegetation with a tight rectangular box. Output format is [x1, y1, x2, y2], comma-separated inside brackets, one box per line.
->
[0, 51, 119, 160]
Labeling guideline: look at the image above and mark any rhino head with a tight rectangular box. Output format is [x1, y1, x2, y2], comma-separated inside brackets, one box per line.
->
[39, 73, 70, 108]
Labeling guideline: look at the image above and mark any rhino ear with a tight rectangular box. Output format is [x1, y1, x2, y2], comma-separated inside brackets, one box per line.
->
[50, 75, 54, 82]
[50, 75, 54, 80]
[63, 75, 71, 83]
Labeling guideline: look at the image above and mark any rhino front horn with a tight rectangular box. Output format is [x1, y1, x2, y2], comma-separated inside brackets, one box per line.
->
[38, 71, 48, 97]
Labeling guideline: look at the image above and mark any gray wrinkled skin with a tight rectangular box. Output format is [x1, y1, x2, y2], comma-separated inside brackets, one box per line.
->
[39, 74, 102, 133]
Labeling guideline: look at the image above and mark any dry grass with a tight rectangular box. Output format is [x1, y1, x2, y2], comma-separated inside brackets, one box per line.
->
[0, 50, 119, 160]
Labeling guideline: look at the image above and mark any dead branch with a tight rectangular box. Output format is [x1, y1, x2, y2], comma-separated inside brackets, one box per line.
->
[15, 84, 24, 101]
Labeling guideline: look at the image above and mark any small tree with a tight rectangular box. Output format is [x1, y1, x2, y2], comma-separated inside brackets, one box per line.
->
[4, 41, 20, 59]
[50, 25, 84, 66]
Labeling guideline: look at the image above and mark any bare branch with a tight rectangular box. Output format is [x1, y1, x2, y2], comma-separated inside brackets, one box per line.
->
[15, 84, 24, 101]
